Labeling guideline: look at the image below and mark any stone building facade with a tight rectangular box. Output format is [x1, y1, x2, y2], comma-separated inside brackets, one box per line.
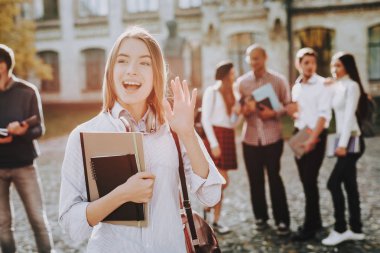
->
[28, 0, 380, 102]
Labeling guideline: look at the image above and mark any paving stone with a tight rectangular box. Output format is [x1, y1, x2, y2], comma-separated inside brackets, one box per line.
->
[9, 136, 380, 252]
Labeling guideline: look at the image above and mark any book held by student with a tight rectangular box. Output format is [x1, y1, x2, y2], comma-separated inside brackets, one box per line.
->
[252, 83, 281, 110]
[80, 132, 147, 227]
[326, 133, 360, 158]
[288, 127, 312, 159]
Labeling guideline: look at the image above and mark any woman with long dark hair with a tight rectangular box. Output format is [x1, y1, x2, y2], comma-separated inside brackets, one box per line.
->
[322, 52, 366, 246]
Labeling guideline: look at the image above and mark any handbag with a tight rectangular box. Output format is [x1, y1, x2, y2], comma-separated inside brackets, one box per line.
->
[172, 131, 221, 253]
[194, 89, 217, 140]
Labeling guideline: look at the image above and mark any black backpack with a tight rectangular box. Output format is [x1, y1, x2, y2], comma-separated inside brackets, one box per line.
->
[356, 93, 377, 137]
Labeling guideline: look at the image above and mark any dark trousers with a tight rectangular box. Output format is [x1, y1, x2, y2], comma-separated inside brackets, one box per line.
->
[243, 140, 290, 226]
[295, 129, 327, 231]
[327, 137, 365, 233]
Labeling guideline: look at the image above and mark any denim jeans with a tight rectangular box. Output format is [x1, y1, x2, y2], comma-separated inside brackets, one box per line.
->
[0, 164, 54, 253]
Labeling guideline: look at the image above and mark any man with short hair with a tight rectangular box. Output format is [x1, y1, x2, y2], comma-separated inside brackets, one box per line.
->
[0, 44, 54, 253]
[287, 47, 333, 241]
[236, 44, 291, 235]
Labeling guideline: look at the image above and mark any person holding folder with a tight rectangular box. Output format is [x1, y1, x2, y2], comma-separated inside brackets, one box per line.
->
[236, 44, 291, 235]
[322, 52, 366, 246]
[0, 44, 54, 253]
[287, 48, 333, 241]
[59, 26, 224, 253]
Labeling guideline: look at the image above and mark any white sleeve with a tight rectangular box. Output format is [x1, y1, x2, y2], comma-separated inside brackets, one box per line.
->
[317, 85, 333, 123]
[180, 133, 225, 207]
[58, 129, 93, 243]
[291, 83, 301, 102]
[338, 82, 360, 147]
[201, 87, 218, 148]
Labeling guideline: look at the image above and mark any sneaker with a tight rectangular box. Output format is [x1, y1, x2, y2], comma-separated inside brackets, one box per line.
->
[345, 230, 365, 241]
[212, 222, 231, 235]
[322, 230, 351, 246]
[276, 222, 290, 236]
[255, 219, 268, 231]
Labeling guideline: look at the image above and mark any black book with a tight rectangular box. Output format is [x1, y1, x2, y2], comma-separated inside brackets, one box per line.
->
[90, 154, 144, 221]
[257, 97, 273, 110]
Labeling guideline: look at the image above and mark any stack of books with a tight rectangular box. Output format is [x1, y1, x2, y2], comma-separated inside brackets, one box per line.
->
[80, 131, 148, 227]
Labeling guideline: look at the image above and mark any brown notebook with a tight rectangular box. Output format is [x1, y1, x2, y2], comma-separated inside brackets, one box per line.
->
[80, 132, 147, 227]
[288, 127, 312, 159]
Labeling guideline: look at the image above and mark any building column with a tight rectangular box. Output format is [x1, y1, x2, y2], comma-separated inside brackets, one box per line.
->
[59, 0, 81, 100]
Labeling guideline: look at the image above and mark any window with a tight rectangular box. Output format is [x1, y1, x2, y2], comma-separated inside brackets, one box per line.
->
[78, 0, 108, 17]
[126, 0, 158, 13]
[22, 0, 59, 20]
[228, 33, 256, 76]
[82, 49, 105, 91]
[294, 27, 335, 78]
[368, 24, 380, 80]
[38, 51, 60, 92]
[178, 0, 202, 9]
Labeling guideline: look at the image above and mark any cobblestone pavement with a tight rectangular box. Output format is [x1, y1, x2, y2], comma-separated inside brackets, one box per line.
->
[9, 136, 380, 253]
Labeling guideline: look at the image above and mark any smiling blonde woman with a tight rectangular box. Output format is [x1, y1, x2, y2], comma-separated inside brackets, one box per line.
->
[58, 27, 224, 253]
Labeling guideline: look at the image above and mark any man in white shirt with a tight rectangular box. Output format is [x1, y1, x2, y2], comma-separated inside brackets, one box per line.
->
[287, 48, 333, 241]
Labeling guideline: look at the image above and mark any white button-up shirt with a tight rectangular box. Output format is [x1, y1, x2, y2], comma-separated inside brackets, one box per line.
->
[201, 83, 237, 148]
[292, 74, 333, 129]
[332, 75, 361, 147]
[59, 103, 224, 253]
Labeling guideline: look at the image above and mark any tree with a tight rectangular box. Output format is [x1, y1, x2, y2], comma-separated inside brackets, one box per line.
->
[0, 0, 51, 80]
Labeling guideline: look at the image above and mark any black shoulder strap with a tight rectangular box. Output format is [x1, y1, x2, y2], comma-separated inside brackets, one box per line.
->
[171, 130, 201, 252]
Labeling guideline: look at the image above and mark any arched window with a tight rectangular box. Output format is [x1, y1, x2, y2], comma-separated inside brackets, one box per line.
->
[82, 49, 105, 91]
[294, 27, 335, 78]
[38, 51, 60, 92]
[228, 33, 256, 76]
[125, 0, 158, 13]
[368, 24, 380, 81]
[78, 0, 108, 17]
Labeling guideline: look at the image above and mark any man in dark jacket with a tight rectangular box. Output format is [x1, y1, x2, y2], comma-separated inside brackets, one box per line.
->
[0, 44, 54, 253]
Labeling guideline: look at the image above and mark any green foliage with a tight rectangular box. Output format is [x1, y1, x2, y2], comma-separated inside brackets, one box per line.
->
[0, 0, 51, 80]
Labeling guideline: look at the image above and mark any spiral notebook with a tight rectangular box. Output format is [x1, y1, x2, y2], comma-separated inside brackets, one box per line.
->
[80, 132, 147, 227]
[90, 154, 144, 221]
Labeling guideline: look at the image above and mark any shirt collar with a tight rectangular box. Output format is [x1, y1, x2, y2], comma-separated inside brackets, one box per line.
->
[111, 101, 151, 122]
[337, 74, 350, 81]
[296, 73, 319, 85]
[111, 101, 154, 133]
[251, 70, 268, 81]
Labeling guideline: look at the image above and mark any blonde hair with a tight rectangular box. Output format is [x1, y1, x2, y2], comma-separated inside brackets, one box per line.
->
[102, 26, 167, 124]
